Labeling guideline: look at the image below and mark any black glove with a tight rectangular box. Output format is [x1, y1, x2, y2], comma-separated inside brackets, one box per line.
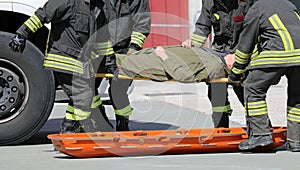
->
[9, 34, 26, 53]
[105, 54, 117, 74]
[228, 71, 242, 86]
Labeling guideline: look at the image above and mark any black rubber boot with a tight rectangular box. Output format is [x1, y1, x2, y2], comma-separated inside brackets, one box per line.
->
[287, 141, 300, 152]
[60, 118, 84, 134]
[212, 112, 229, 128]
[116, 115, 130, 131]
[90, 105, 114, 132]
[239, 134, 274, 151]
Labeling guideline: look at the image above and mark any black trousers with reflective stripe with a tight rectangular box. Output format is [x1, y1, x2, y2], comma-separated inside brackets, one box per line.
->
[55, 71, 93, 116]
[245, 67, 300, 141]
[94, 56, 132, 114]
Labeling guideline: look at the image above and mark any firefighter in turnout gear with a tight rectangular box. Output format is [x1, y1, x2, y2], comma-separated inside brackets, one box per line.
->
[92, 0, 151, 131]
[182, 0, 247, 128]
[9, 0, 114, 133]
[229, 0, 300, 151]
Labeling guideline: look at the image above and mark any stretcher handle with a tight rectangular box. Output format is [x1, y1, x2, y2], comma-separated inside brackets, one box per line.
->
[95, 73, 228, 83]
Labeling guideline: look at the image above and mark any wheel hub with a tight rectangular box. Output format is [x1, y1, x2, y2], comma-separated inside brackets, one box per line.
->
[0, 68, 20, 116]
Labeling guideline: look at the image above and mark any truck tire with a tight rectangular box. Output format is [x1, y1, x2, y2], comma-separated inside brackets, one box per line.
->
[0, 31, 55, 145]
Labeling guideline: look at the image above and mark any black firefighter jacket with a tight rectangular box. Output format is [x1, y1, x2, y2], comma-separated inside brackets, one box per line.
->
[192, 0, 247, 54]
[231, 0, 300, 75]
[17, 0, 112, 76]
[103, 0, 151, 53]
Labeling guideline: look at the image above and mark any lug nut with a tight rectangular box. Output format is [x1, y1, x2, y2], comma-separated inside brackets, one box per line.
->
[7, 76, 13, 82]
[0, 105, 6, 111]
[9, 97, 15, 103]
[11, 86, 18, 92]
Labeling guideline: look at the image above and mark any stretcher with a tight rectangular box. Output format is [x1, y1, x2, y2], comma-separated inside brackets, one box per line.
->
[47, 126, 286, 158]
[96, 73, 229, 83]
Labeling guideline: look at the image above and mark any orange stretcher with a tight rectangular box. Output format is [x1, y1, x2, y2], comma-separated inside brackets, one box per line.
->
[48, 126, 286, 158]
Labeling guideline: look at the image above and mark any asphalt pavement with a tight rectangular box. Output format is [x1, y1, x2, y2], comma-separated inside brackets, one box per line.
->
[1, 77, 300, 170]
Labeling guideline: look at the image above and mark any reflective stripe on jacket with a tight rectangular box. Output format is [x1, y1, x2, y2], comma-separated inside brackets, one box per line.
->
[104, 0, 151, 52]
[233, 0, 300, 73]
[17, 0, 103, 75]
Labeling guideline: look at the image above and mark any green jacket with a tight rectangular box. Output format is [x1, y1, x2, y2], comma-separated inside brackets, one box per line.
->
[117, 46, 227, 82]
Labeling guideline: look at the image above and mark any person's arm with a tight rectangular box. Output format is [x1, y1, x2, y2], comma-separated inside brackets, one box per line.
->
[17, 0, 72, 38]
[191, 0, 213, 47]
[229, 3, 261, 83]
[128, 0, 151, 53]
[10, 0, 72, 52]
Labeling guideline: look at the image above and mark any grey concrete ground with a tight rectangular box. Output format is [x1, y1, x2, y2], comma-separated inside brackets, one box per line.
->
[1, 77, 300, 170]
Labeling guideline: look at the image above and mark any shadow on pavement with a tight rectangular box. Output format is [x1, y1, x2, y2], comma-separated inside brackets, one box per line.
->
[22, 118, 179, 145]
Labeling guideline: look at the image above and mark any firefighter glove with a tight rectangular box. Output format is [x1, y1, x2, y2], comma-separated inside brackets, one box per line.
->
[9, 34, 26, 53]
[105, 54, 117, 74]
[228, 71, 242, 86]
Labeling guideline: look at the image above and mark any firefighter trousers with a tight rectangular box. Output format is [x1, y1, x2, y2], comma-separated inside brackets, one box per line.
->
[55, 72, 93, 121]
[245, 67, 300, 142]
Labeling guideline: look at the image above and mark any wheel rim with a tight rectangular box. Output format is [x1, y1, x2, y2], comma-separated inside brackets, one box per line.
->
[0, 59, 29, 123]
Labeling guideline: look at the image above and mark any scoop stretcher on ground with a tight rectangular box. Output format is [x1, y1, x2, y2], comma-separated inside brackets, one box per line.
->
[48, 126, 286, 158]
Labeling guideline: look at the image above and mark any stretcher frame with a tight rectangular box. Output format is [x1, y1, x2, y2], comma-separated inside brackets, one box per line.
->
[96, 73, 229, 83]
[48, 126, 286, 158]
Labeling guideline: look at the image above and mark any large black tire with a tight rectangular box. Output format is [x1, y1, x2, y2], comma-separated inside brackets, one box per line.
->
[0, 31, 55, 145]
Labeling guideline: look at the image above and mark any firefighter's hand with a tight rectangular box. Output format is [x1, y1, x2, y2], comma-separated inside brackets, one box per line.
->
[9, 34, 26, 53]
[228, 71, 242, 86]
[105, 54, 117, 74]
[182, 39, 194, 48]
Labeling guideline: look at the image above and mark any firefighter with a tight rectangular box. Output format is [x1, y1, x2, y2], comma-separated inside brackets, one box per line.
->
[92, 0, 151, 131]
[229, 0, 300, 151]
[9, 0, 114, 133]
[182, 0, 247, 128]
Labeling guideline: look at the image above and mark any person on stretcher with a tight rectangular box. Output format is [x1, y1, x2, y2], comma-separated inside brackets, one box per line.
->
[114, 45, 234, 83]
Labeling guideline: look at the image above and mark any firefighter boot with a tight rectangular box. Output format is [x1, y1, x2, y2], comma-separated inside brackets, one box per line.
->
[60, 118, 96, 134]
[116, 115, 130, 131]
[287, 141, 300, 152]
[90, 105, 114, 132]
[60, 118, 84, 134]
[239, 135, 274, 151]
[212, 112, 229, 128]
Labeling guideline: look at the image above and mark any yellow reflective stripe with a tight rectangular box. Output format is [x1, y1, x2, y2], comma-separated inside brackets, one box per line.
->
[295, 12, 300, 20]
[44, 60, 84, 74]
[66, 105, 74, 113]
[235, 49, 250, 65]
[74, 108, 91, 118]
[95, 41, 113, 48]
[269, 14, 294, 51]
[45, 53, 83, 68]
[91, 50, 99, 59]
[212, 104, 232, 114]
[214, 13, 220, 20]
[247, 100, 267, 109]
[97, 48, 114, 55]
[115, 105, 133, 116]
[24, 14, 43, 33]
[66, 112, 86, 121]
[95, 41, 115, 55]
[32, 15, 43, 28]
[231, 67, 245, 75]
[250, 49, 300, 66]
[91, 95, 102, 109]
[246, 100, 267, 117]
[191, 33, 206, 46]
[287, 106, 300, 122]
[131, 31, 147, 48]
